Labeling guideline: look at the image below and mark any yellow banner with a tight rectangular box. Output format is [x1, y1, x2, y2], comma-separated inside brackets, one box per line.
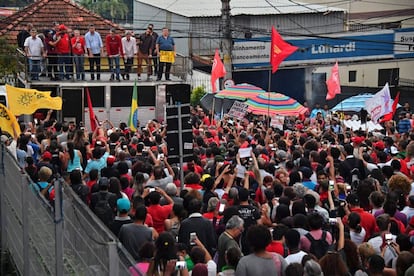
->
[6, 85, 62, 116]
[0, 103, 21, 137]
[159, 50, 175, 63]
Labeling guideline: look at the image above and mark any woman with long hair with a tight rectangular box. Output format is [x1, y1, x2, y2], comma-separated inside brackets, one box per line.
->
[72, 128, 90, 169]
[348, 212, 366, 246]
[147, 232, 189, 276]
[65, 141, 83, 172]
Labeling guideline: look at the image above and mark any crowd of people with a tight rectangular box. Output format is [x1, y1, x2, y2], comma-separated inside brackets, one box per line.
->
[2, 102, 414, 276]
[18, 22, 176, 82]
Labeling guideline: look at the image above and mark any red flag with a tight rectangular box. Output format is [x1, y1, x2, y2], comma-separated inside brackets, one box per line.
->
[86, 88, 97, 131]
[379, 91, 400, 123]
[211, 49, 226, 92]
[270, 26, 298, 73]
[326, 62, 341, 100]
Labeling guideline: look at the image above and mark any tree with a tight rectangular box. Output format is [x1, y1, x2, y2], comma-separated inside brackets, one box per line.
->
[191, 86, 207, 107]
[0, 38, 18, 78]
[78, 0, 128, 22]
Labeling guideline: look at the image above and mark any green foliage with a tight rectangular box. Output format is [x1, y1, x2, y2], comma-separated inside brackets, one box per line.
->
[0, 38, 18, 77]
[78, 0, 128, 21]
[191, 85, 207, 106]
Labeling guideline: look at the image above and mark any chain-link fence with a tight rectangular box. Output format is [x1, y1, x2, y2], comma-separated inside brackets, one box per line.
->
[0, 144, 142, 275]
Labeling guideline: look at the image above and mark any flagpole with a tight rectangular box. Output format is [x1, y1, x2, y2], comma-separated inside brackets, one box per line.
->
[268, 69, 271, 125]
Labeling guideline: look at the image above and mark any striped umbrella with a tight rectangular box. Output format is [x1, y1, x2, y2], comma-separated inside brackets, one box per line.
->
[331, 94, 374, 112]
[214, 83, 266, 101]
[246, 92, 307, 116]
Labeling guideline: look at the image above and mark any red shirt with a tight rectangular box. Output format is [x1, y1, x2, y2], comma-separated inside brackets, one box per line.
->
[56, 33, 70, 54]
[266, 241, 285, 256]
[343, 207, 377, 241]
[71, 36, 86, 55]
[105, 34, 124, 56]
[147, 204, 173, 233]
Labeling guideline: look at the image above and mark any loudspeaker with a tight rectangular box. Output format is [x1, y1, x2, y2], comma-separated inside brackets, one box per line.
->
[166, 84, 191, 105]
[166, 104, 193, 164]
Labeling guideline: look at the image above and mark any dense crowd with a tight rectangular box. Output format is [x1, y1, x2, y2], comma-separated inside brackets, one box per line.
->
[2, 103, 414, 276]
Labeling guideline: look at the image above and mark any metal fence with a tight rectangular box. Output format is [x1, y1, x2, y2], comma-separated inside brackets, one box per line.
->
[0, 144, 141, 276]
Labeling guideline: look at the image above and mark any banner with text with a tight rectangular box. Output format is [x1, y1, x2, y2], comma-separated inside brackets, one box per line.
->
[228, 101, 249, 120]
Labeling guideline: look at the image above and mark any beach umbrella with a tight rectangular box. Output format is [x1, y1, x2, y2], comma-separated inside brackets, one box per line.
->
[245, 92, 307, 116]
[214, 83, 266, 101]
[331, 94, 374, 112]
[200, 93, 235, 114]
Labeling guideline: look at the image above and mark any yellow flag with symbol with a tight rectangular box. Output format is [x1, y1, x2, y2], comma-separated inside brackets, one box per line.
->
[0, 103, 21, 137]
[6, 85, 62, 116]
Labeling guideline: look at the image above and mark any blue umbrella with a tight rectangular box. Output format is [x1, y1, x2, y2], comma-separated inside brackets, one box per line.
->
[331, 94, 374, 112]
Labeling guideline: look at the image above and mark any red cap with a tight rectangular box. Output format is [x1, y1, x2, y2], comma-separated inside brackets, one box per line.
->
[58, 24, 67, 31]
[373, 141, 385, 151]
[106, 155, 116, 165]
[151, 146, 158, 151]
[42, 151, 52, 160]
[351, 136, 365, 145]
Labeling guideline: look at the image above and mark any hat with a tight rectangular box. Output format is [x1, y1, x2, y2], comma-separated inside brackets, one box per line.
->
[107, 129, 113, 136]
[201, 174, 211, 182]
[351, 136, 365, 145]
[373, 141, 385, 151]
[131, 137, 139, 144]
[207, 197, 219, 212]
[151, 146, 158, 151]
[98, 177, 109, 188]
[1, 135, 9, 143]
[58, 24, 67, 31]
[214, 155, 225, 163]
[219, 146, 227, 156]
[143, 173, 150, 181]
[42, 151, 52, 160]
[117, 198, 131, 213]
[107, 155, 116, 165]
[276, 150, 287, 161]
[347, 193, 360, 205]
[390, 146, 399, 155]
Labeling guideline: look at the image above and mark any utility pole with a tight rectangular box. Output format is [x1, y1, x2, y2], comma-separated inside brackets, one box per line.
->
[221, 0, 232, 80]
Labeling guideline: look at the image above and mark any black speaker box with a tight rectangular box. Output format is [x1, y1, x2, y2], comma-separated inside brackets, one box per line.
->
[166, 84, 191, 105]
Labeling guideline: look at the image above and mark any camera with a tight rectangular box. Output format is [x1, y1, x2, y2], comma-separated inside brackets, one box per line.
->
[385, 233, 393, 245]
[328, 218, 337, 225]
[175, 261, 187, 270]
[190, 232, 197, 245]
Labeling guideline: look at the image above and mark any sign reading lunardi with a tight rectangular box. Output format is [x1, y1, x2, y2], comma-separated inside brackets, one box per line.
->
[232, 28, 414, 68]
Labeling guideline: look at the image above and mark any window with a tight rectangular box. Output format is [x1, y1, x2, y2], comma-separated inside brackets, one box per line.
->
[378, 68, 399, 86]
[349, 70, 356, 82]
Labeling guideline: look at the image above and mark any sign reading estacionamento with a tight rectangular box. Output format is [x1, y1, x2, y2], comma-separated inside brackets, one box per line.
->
[232, 28, 414, 69]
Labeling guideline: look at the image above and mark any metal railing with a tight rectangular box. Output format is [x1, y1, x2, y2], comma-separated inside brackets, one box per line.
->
[15, 49, 192, 83]
[0, 143, 141, 275]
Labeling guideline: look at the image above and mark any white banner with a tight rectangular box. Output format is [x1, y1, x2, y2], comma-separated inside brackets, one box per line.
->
[228, 101, 249, 119]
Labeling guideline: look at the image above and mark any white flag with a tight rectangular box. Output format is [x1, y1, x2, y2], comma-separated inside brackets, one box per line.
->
[365, 83, 392, 123]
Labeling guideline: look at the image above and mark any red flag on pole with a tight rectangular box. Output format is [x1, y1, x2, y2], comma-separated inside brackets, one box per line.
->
[326, 61, 341, 100]
[211, 49, 226, 93]
[270, 26, 298, 73]
[86, 87, 97, 131]
[379, 91, 400, 123]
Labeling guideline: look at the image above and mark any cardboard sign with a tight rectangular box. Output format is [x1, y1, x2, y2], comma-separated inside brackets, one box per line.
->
[228, 101, 248, 119]
[159, 50, 175, 63]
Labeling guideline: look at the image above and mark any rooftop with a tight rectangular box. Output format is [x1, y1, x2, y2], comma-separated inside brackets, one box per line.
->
[137, 0, 344, 18]
[0, 0, 124, 46]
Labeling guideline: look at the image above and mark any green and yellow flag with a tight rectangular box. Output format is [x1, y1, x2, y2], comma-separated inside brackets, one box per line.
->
[0, 103, 21, 137]
[128, 81, 138, 132]
[6, 84, 62, 116]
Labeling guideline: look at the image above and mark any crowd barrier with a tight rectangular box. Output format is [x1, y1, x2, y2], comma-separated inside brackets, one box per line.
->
[0, 143, 142, 276]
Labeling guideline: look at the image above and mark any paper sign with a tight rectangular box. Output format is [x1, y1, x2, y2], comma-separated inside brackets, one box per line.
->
[228, 101, 248, 119]
[239, 147, 252, 158]
[159, 50, 175, 63]
[236, 164, 246, 178]
[270, 115, 284, 130]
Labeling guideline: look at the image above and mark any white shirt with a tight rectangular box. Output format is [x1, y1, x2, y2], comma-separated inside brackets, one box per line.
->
[285, 250, 307, 265]
[24, 36, 44, 60]
[350, 227, 366, 245]
[121, 36, 137, 58]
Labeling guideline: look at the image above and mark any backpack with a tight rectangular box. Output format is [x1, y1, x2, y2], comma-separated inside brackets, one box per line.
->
[305, 231, 330, 259]
[93, 193, 114, 226]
